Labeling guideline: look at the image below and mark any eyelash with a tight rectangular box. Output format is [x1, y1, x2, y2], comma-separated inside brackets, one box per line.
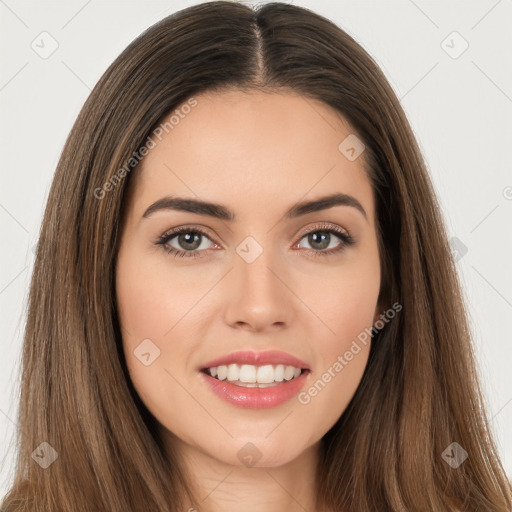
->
[155, 223, 355, 259]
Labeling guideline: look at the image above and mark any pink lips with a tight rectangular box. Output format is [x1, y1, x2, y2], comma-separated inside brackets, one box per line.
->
[200, 350, 310, 371]
[200, 370, 310, 409]
[199, 350, 311, 409]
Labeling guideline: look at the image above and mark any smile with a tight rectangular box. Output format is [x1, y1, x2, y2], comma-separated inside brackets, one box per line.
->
[203, 363, 303, 387]
[198, 349, 311, 409]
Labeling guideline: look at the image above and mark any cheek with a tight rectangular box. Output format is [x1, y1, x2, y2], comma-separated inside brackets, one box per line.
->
[116, 264, 164, 343]
[115, 249, 181, 396]
[114, 232, 382, 456]
[295, 247, 380, 420]
[298, 343, 370, 439]
[115, 247, 211, 416]
[296, 296, 376, 433]
[116, 247, 195, 341]
[299, 243, 381, 349]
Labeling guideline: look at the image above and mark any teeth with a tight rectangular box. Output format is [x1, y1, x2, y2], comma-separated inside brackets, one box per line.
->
[206, 363, 304, 384]
[257, 364, 274, 383]
[274, 364, 284, 382]
[216, 365, 228, 381]
[239, 364, 257, 383]
[227, 363, 239, 381]
[284, 365, 295, 380]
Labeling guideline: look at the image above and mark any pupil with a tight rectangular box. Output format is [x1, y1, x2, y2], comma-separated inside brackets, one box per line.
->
[310, 232, 329, 250]
[176, 231, 331, 252]
[179, 232, 200, 250]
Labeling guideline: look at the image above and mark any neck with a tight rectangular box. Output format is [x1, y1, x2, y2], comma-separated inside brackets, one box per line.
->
[170, 437, 325, 512]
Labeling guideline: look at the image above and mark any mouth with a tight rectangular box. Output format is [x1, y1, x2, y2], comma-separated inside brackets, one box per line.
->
[198, 350, 311, 408]
[201, 364, 311, 388]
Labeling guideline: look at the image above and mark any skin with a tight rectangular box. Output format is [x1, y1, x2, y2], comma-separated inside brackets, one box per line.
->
[115, 88, 383, 512]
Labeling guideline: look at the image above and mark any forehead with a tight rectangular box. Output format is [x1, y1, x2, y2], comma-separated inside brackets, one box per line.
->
[128, 88, 375, 224]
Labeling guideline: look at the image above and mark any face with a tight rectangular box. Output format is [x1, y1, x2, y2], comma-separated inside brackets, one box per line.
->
[115, 89, 382, 469]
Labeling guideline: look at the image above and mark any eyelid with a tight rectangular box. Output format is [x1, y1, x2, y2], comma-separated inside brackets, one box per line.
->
[296, 222, 350, 239]
[156, 221, 354, 258]
[155, 224, 218, 250]
[158, 222, 351, 243]
[158, 223, 217, 242]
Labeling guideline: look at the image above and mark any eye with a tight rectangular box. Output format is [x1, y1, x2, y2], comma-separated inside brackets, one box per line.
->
[295, 223, 355, 258]
[156, 226, 216, 259]
[155, 223, 355, 259]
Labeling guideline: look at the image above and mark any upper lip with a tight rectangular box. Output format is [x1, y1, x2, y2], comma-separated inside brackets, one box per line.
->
[200, 350, 310, 371]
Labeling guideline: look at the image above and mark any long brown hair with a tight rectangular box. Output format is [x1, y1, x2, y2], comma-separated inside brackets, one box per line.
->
[2, 2, 511, 511]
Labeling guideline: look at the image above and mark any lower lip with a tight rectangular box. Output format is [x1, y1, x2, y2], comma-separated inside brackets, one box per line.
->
[199, 370, 310, 409]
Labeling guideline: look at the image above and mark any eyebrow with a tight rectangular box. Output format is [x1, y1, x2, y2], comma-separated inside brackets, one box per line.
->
[142, 192, 367, 222]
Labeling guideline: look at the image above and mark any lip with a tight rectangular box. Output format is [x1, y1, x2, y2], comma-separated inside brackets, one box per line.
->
[199, 369, 310, 409]
[200, 350, 310, 371]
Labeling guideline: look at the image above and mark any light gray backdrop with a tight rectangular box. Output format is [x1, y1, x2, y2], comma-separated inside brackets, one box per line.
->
[1, 0, 511, 496]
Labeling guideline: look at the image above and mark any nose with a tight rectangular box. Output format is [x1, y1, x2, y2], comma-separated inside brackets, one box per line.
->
[222, 244, 294, 332]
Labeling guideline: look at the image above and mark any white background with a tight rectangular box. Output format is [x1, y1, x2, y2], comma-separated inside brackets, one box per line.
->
[1, 0, 511, 497]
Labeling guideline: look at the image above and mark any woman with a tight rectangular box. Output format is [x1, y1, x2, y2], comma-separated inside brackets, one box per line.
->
[2, 2, 511, 511]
